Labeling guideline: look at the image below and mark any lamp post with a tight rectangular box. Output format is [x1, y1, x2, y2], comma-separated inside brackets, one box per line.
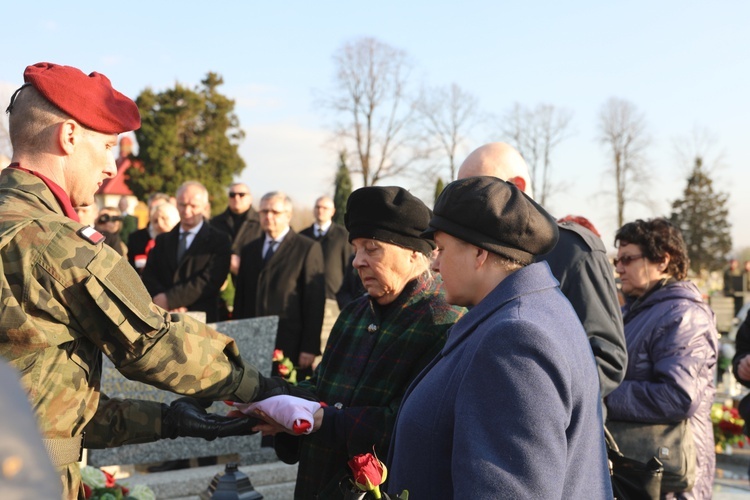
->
[200, 462, 263, 500]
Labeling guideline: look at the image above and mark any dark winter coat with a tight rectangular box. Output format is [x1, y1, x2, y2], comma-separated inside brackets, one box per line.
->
[388, 263, 612, 499]
[538, 221, 627, 398]
[141, 222, 231, 323]
[210, 206, 263, 255]
[300, 222, 352, 299]
[233, 230, 326, 361]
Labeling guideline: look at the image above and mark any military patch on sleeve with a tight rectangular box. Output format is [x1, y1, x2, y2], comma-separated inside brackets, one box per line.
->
[77, 226, 105, 245]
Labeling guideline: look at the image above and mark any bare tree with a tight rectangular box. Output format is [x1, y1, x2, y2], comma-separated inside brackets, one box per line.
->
[320, 37, 427, 186]
[672, 126, 725, 175]
[597, 97, 651, 228]
[414, 83, 482, 182]
[499, 102, 573, 205]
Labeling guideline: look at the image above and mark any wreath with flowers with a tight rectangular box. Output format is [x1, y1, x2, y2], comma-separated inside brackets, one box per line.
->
[79, 465, 155, 500]
[711, 403, 749, 449]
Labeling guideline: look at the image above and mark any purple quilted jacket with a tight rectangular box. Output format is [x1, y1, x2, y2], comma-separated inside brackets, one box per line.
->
[606, 280, 718, 499]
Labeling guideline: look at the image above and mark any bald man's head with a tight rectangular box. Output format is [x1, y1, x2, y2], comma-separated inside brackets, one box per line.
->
[457, 142, 534, 199]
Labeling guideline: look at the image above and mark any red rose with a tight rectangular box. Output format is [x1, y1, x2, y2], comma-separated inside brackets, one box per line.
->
[348, 452, 387, 493]
[278, 363, 290, 376]
[273, 349, 285, 362]
[83, 483, 92, 499]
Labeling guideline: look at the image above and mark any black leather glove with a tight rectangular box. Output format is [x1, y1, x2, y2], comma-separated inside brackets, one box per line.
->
[256, 374, 318, 402]
[161, 397, 260, 440]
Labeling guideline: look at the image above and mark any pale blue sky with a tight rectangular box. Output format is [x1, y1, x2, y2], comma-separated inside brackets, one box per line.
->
[2, 1, 749, 250]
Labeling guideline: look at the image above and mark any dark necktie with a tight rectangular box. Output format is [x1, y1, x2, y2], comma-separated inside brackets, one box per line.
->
[264, 240, 277, 263]
[177, 232, 189, 261]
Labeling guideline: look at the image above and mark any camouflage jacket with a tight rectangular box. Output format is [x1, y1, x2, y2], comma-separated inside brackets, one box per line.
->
[0, 168, 259, 498]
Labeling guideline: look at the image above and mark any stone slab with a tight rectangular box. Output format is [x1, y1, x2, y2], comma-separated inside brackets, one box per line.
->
[88, 316, 278, 467]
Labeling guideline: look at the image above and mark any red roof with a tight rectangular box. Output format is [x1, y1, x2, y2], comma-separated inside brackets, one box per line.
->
[98, 156, 136, 195]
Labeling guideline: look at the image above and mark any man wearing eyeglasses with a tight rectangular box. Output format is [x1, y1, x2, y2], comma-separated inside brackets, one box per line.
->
[233, 191, 326, 378]
[211, 182, 263, 275]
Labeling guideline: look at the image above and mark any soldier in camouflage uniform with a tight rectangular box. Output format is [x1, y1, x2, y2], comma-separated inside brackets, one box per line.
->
[1, 62, 308, 499]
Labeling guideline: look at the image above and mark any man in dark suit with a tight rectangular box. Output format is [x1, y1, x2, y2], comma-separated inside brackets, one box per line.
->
[233, 191, 325, 378]
[210, 182, 263, 276]
[300, 196, 352, 358]
[142, 181, 231, 323]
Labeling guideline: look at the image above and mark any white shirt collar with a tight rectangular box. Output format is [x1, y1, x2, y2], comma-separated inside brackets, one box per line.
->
[180, 219, 203, 248]
[265, 226, 290, 246]
[315, 221, 332, 235]
[180, 219, 204, 236]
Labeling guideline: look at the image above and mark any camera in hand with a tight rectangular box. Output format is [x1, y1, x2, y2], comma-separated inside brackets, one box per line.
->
[97, 214, 122, 224]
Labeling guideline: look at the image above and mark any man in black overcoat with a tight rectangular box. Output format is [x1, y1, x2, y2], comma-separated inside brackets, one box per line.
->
[210, 182, 263, 276]
[142, 181, 231, 323]
[233, 191, 325, 377]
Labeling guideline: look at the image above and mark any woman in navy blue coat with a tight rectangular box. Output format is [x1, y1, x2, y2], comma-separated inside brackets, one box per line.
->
[387, 177, 612, 499]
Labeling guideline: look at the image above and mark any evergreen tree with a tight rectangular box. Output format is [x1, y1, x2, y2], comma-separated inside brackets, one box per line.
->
[130, 72, 245, 214]
[434, 177, 445, 204]
[669, 157, 732, 274]
[333, 151, 352, 225]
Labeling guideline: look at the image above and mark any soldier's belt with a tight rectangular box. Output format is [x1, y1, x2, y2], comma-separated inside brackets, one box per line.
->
[42, 433, 84, 467]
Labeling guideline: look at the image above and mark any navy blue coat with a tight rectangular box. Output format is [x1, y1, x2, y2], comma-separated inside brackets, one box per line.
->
[387, 262, 612, 499]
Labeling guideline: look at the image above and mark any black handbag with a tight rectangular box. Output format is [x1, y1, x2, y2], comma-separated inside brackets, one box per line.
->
[607, 419, 695, 494]
[605, 426, 663, 500]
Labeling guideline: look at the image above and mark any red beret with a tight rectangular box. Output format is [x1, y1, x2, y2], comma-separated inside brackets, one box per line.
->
[23, 62, 140, 134]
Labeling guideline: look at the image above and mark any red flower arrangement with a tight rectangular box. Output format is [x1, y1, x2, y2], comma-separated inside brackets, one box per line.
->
[711, 403, 749, 449]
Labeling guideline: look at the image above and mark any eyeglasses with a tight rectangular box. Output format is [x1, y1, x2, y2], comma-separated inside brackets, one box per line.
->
[260, 209, 287, 216]
[614, 254, 644, 267]
[229, 192, 248, 198]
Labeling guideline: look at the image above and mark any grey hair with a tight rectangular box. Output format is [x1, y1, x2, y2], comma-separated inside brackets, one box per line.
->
[176, 180, 209, 201]
[261, 191, 293, 212]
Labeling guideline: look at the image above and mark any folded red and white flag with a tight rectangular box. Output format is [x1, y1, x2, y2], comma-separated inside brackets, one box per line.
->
[226, 395, 322, 434]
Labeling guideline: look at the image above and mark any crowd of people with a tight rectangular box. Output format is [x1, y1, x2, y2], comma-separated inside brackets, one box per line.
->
[0, 61, 730, 500]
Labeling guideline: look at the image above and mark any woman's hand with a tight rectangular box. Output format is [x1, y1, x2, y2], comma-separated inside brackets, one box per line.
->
[250, 409, 288, 436]
[250, 408, 325, 436]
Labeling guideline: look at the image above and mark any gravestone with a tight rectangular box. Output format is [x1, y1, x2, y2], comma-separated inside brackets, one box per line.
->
[88, 316, 278, 467]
